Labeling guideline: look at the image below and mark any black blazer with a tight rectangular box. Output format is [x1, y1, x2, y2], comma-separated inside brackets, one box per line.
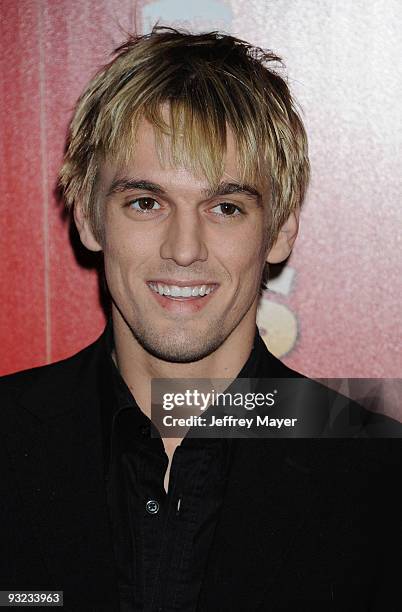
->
[1, 328, 401, 611]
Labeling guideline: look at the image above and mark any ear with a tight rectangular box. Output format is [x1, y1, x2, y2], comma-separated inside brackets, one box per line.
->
[73, 202, 103, 252]
[267, 208, 300, 264]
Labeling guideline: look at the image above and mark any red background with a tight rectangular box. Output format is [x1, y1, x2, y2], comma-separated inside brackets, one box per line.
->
[1, 1, 401, 388]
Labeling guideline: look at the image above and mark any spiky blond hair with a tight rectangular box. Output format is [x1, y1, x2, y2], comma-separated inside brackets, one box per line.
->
[59, 26, 309, 253]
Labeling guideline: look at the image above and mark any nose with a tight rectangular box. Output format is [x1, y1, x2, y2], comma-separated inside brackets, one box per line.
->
[160, 208, 208, 266]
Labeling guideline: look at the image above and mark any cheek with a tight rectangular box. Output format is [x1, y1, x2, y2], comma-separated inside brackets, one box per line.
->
[102, 233, 137, 293]
[103, 211, 157, 260]
[229, 226, 267, 274]
[102, 224, 157, 303]
[103, 219, 136, 271]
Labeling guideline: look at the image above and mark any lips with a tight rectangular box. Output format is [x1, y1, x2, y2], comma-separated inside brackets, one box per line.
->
[146, 281, 219, 313]
[147, 281, 218, 298]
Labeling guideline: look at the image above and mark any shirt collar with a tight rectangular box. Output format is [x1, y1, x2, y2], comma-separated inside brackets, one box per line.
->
[99, 317, 265, 472]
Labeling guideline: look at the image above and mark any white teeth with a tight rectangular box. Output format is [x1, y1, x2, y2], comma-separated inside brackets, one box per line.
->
[148, 282, 216, 298]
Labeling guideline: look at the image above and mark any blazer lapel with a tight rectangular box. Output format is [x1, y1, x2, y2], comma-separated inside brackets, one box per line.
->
[198, 330, 321, 609]
[197, 437, 320, 609]
[5, 336, 119, 607]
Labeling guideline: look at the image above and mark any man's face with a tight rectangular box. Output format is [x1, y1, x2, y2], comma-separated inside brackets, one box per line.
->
[95, 117, 272, 363]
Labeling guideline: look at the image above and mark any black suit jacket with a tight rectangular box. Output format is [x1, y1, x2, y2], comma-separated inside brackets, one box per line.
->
[1, 328, 401, 611]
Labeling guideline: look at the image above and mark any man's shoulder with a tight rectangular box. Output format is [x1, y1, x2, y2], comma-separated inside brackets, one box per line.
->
[255, 338, 402, 438]
[0, 333, 104, 412]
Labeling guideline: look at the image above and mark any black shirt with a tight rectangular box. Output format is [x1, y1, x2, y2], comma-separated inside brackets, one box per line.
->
[99, 321, 264, 612]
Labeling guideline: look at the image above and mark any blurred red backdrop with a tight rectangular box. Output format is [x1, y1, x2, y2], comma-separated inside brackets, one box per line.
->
[1, 1, 401, 386]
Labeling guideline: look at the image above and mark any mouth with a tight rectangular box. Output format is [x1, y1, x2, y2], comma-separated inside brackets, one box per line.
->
[146, 281, 219, 313]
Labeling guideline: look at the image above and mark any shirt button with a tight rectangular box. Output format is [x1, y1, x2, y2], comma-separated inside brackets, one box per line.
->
[146, 499, 160, 514]
[140, 424, 151, 437]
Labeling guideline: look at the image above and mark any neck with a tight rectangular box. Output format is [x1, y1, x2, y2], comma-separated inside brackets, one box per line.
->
[111, 306, 258, 420]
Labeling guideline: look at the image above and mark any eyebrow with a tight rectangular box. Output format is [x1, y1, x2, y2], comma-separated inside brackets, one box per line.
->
[106, 178, 262, 202]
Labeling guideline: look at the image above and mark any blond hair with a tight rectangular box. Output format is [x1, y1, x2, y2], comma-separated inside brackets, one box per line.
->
[59, 26, 309, 251]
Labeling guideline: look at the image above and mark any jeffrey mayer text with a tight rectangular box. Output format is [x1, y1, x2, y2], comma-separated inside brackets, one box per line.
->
[163, 415, 298, 429]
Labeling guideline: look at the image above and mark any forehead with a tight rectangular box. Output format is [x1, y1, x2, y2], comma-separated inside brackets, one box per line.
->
[98, 114, 267, 196]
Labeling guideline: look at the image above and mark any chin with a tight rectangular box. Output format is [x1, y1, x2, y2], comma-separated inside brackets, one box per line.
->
[130, 322, 225, 364]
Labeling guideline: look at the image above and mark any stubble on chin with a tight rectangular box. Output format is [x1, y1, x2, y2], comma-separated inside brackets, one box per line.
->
[127, 318, 227, 364]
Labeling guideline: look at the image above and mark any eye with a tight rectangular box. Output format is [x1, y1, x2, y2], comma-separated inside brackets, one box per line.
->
[126, 197, 161, 213]
[210, 203, 243, 218]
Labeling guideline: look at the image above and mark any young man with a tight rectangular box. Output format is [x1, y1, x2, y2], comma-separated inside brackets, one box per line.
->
[1, 27, 401, 611]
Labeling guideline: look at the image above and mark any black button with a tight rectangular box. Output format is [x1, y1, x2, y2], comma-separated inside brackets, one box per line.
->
[140, 424, 151, 437]
[146, 499, 160, 514]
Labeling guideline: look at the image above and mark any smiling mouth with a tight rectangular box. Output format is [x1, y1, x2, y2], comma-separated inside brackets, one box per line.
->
[147, 281, 219, 299]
